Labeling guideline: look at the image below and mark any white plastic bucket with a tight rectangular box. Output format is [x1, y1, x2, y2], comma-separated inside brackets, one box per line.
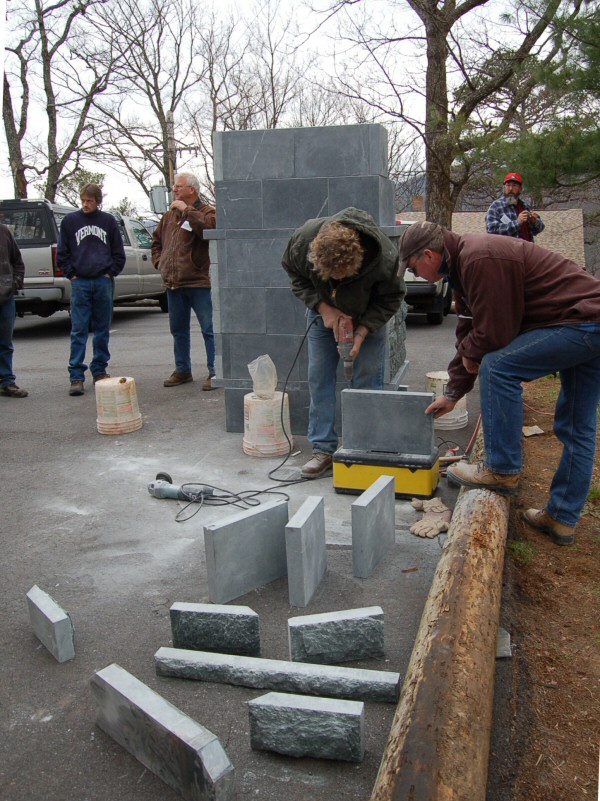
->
[95, 376, 143, 435]
[426, 370, 468, 430]
[242, 391, 292, 457]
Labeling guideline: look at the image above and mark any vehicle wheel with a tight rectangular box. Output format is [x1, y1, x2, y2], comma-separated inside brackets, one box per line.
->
[427, 310, 444, 325]
[158, 292, 168, 313]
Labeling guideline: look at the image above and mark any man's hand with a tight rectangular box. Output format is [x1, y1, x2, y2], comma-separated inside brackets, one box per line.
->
[462, 356, 479, 374]
[517, 210, 530, 224]
[425, 395, 456, 418]
[170, 200, 188, 213]
[318, 302, 346, 332]
[350, 325, 369, 359]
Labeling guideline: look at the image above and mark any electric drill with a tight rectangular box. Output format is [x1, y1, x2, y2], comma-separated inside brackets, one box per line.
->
[336, 316, 354, 381]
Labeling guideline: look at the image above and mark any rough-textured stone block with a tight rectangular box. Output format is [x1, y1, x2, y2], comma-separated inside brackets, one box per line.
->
[496, 627, 512, 658]
[288, 606, 384, 663]
[170, 603, 260, 657]
[285, 496, 327, 607]
[155, 647, 400, 703]
[26, 584, 75, 663]
[91, 663, 234, 801]
[352, 475, 396, 579]
[248, 692, 365, 762]
[341, 390, 436, 455]
[204, 499, 288, 604]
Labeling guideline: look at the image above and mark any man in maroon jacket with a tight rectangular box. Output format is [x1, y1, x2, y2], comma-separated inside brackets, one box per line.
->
[400, 221, 600, 546]
[152, 173, 216, 389]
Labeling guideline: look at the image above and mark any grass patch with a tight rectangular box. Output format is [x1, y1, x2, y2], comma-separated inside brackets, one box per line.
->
[508, 540, 536, 566]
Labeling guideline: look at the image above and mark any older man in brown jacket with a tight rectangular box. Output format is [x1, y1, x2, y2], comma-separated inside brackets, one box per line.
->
[152, 172, 217, 389]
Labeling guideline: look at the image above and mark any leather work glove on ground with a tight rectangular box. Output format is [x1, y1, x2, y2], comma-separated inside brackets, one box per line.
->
[410, 497, 452, 539]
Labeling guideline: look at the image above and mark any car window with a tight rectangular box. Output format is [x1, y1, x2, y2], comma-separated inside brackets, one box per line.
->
[116, 219, 131, 246]
[129, 220, 153, 249]
[0, 208, 50, 244]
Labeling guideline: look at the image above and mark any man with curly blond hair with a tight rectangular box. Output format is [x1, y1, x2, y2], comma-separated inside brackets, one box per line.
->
[282, 207, 405, 478]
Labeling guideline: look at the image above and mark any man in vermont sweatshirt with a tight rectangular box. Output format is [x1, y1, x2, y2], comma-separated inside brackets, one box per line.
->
[57, 183, 125, 395]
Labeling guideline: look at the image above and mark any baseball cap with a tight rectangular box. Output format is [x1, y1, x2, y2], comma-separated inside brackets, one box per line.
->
[399, 221, 443, 270]
[504, 172, 523, 184]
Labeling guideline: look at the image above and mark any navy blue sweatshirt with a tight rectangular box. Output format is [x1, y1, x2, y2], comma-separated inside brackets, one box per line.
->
[57, 209, 126, 279]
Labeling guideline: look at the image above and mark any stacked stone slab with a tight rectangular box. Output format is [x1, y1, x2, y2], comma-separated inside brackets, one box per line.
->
[91, 663, 235, 801]
[288, 606, 384, 664]
[26, 584, 75, 663]
[206, 124, 407, 434]
[248, 692, 365, 762]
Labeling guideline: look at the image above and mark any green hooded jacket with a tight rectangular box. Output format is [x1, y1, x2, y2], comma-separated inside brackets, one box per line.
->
[281, 207, 405, 332]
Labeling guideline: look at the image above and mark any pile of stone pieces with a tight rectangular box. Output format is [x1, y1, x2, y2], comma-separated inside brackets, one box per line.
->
[25, 475, 404, 801]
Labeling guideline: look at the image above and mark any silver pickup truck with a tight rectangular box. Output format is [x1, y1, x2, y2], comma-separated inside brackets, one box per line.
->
[0, 198, 167, 317]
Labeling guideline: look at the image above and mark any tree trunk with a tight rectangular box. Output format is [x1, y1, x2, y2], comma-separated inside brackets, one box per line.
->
[423, 15, 453, 228]
[371, 486, 509, 801]
[2, 75, 28, 198]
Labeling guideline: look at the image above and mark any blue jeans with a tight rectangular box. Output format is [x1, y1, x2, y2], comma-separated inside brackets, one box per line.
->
[167, 287, 215, 374]
[307, 309, 386, 453]
[69, 276, 114, 382]
[479, 324, 600, 526]
[0, 298, 16, 387]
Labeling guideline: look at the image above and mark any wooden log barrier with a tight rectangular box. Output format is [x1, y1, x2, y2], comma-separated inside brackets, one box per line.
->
[371, 486, 510, 801]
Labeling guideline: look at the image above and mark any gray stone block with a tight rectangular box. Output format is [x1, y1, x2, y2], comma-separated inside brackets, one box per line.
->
[328, 176, 396, 225]
[248, 692, 365, 762]
[496, 627, 512, 659]
[91, 663, 235, 801]
[204, 499, 288, 604]
[288, 606, 384, 663]
[223, 238, 292, 288]
[215, 181, 263, 229]
[285, 496, 327, 607]
[218, 287, 266, 334]
[262, 178, 329, 229]
[293, 124, 387, 178]
[170, 603, 260, 657]
[265, 289, 307, 335]
[214, 129, 296, 182]
[155, 647, 400, 703]
[26, 584, 75, 663]
[352, 476, 396, 579]
[341, 390, 436, 455]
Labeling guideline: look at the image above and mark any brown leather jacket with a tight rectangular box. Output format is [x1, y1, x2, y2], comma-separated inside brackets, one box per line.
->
[151, 199, 216, 289]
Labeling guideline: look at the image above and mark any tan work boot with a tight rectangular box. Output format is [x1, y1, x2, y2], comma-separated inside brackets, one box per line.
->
[69, 380, 84, 396]
[163, 371, 193, 387]
[522, 508, 575, 546]
[446, 461, 519, 496]
[202, 373, 216, 391]
[301, 451, 333, 479]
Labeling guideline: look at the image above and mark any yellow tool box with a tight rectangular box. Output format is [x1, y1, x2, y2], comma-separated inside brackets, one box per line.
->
[332, 389, 440, 499]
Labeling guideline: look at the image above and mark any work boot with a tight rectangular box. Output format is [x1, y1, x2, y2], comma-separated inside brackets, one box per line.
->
[69, 380, 84, 396]
[522, 508, 576, 546]
[93, 373, 110, 383]
[163, 371, 193, 387]
[202, 373, 216, 391]
[446, 461, 519, 496]
[0, 384, 28, 398]
[301, 451, 334, 479]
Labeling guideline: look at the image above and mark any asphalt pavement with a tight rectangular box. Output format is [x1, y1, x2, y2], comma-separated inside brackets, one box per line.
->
[1, 306, 480, 801]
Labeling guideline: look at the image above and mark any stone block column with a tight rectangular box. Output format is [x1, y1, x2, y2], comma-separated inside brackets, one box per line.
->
[206, 124, 407, 434]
